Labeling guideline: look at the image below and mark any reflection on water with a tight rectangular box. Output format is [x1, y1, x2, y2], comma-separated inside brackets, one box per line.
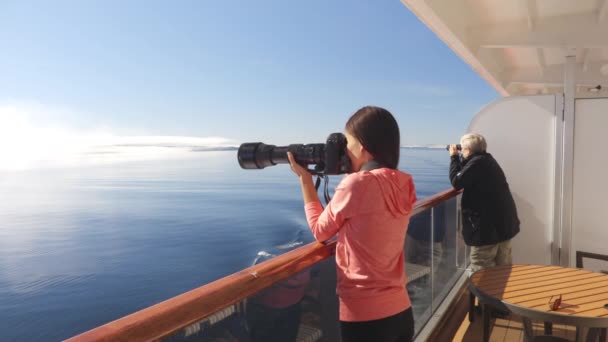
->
[0, 148, 449, 341]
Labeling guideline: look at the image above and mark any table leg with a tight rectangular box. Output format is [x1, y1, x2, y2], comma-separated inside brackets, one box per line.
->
[586, 328, 599, 342]
[522, 318, 534, 342]
[600, 328, 606, 342]
[544, 321, 553, 335]
[482, 304, 490, 342]
[469, 291, 475, 322]
[576, 327, 584, 342]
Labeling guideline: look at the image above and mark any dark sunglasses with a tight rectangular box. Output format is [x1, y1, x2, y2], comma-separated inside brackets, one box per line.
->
[548, 294, 562, 311]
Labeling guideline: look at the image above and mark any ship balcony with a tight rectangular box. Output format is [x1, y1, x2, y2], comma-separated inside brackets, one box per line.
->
[66, 186, 608, 342]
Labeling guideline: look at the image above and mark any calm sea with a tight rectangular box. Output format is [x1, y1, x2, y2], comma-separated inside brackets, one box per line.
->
[0, 148, 449, 341]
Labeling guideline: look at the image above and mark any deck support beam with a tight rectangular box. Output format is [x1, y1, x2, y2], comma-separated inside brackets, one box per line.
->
[557, 54, 576, 267]
[502, 63, 608, 87]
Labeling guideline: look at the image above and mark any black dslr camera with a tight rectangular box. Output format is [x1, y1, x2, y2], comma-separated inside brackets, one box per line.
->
[238, 133, 351, 175]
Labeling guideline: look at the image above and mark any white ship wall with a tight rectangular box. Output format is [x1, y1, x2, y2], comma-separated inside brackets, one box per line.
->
[572, 98, 608, 269]
[468, 95, 557, 265]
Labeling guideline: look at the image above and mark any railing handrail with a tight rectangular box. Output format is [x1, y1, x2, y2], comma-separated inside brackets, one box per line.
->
[66, 187, 461, 342]
[411, 188, 462, 216]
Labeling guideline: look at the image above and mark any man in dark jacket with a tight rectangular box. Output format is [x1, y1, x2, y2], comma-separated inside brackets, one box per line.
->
[449, 133, 520, 272]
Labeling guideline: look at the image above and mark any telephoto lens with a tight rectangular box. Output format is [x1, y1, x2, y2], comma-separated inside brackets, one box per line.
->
[237, 143, 324, 170]
[237, 133, 351, 175]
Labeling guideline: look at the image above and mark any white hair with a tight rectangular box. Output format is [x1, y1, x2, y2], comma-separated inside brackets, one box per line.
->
[460, 133, 487, 153]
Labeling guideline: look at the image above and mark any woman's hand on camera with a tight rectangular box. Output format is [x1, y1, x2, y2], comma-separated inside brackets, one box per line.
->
[449, 144, 459, 156]
[288, 152, 318, 204]
[288, 152, 312, 182]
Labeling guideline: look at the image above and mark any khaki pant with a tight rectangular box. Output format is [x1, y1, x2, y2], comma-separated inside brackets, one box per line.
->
[469, 239, 512, 272]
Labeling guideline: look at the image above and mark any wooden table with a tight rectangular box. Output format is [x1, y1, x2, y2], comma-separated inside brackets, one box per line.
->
[469, 264, 608, 342]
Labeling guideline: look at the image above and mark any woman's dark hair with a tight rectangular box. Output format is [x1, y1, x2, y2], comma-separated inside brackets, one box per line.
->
[345, 106, 400, 169]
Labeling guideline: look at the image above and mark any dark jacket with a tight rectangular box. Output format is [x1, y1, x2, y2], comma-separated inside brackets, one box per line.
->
[449, 153, 520, 246]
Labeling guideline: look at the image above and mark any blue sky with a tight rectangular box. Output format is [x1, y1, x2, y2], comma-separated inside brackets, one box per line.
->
[0, 0, 498, 148]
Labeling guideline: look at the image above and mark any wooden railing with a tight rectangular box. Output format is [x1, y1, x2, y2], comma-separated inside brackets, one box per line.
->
[67, 188, 461, 342]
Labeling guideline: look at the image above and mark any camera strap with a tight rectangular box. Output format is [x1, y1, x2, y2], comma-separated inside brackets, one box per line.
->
[323, 176, 330, 204]
[316, 160, 384, 206]
[314, 176, 322, 191]
[314, 175, 332, 206]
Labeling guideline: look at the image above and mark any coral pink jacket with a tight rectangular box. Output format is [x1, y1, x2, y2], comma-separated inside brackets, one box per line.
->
[304, 168, 417, 322]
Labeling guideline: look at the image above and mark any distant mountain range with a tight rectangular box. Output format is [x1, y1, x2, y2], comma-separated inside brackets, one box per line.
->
[401, 144, 446, 149]
[192, 145, 445, 151]
[191, 146, 238, 152]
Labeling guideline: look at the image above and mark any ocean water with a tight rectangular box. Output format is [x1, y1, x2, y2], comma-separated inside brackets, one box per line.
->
[0, 148, 450, 341]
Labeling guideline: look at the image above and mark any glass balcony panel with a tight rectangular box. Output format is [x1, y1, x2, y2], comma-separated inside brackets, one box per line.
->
[161, 257, 338, 342]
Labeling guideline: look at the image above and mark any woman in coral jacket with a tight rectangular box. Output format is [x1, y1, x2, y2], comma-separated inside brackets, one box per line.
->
[288, 106, 417, 342]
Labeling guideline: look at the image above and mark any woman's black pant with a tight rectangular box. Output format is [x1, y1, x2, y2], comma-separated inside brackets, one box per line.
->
[340, 308, 415, 342]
